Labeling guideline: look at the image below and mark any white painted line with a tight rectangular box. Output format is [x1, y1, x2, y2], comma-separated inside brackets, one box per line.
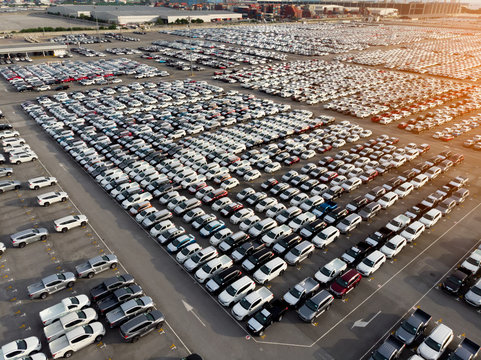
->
[256, 201, 481, 348]
[35, 157, 193, 353]
[358, 237, 481, 360]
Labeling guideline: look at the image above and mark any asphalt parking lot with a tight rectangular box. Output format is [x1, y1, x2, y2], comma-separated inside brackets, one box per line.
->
[1, 22, 481, 360]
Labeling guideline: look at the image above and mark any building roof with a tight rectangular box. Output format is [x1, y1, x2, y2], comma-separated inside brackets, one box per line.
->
[49, 5, 238, 16]
[0, 43, 67, 54]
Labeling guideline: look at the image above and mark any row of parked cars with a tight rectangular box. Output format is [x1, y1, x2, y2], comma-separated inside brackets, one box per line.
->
[337, 33, 481, 81]
[213, 59, 471, 119]
[370, 307, 480, 360]
[166, 23, 450, 56]
[0, 58, 161, 92]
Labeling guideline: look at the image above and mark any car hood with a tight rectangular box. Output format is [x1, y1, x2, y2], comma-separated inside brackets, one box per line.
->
[394, 326, 415, 345]
[297, 304, 314, 321]
[417, 343, 440, 360]
[465, 289, 481, 305]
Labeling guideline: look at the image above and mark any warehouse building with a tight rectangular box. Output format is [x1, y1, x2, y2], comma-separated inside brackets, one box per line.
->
[0, 43, 68, 58]
[47, 5, 242, 25]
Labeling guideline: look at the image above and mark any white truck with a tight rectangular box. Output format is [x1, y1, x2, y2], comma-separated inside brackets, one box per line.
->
[49, 322, 105, 359]
[39, 295, 91, 326]
[44, 308, 98, 342]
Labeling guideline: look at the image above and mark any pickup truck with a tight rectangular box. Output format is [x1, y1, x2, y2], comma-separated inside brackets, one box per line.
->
[39, 295, 91, 326]
[89, 274, 135, 301]
[395, 308, 431, 346]
[105, 296, 154, 328]
[246, 299, 289, 336]
[97, 284, 143, 315]
[369, 335, 406, 360]
[283, 277, 320, 307]
[49, 322, 105, 359]
[44, 307, 98, 342]
[27, 272, 76, 299]
[447, 338, 480, 360]
[75, 254, 118, 279]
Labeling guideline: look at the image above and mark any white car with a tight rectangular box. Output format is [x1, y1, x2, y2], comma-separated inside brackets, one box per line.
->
[211, 197, 232, 212]
[400, 221, 425, 242]
[312, 226, 340, 249]
[377, 192, 399, 209]
[425, 166, 442, 180]
[194, 255, 233, 284]
[176, 243, 202, 264]
[244, 170, 261, 182]
[314, 258, 347, 284]
[419, 209, 442, 228]
[288, 212, 316, 231]
[0, 242, 5, 255]
[209, 228, 233, 246]
[410, 174, 429, 189]
[417, 324, 453, 360]
[380, 235, 407, 259]
[385, 214, 411, 232]
[44, 308, 98, 342]
[356, 250, 386, 276]
[221, 178, 239, 190]
[218, 276, 256, 307]
[49, 322, 105, 359]
[255, 197, 278, 213]
[231, 287, 273, 321]
[230, 208, 254, 225]
[37, 191, 69, 207]
[336, 214, 362, 234]
[53, 215, 88, 233]
[341, 177, 362, 192]
[253, 257, 287, 284]
[10, 151, 38, 164]
[261, 225, 293, 247]
[394, 182, 414, 198]
[0, 336, 41, 360]
[28, 176, 57, 190]
[460, 249, 481, 274]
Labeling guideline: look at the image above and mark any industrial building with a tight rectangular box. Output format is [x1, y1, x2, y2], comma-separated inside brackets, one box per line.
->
[47, 5, 242, 25]
[0, 43, 68, 58]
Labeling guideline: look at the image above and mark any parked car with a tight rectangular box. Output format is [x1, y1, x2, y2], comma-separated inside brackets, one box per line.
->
[53, 215, 88, 232]
[75, 254, 118, 278]
[10, 227, 48, 248]
[28, 272, 76, 299]
[296, 290, 334, 323]
[119, 310, 164, 343]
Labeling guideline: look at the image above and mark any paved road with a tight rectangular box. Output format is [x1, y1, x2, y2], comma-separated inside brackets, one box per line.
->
[1, 27, 481, 360]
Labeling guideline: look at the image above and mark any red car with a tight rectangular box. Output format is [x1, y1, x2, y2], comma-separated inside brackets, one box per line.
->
[320, 171, 338, 183]
[386, 137, 399, 145]
[261, 178, 279, 191]
[284, 156, 300, 166]
[449, 153, 464, 165]
[220, 202, 244, 217]
[329, 269, 362, 298]
[397, 122, 409, 129]
[317, 145, 332, 153]
[350, 144, 364, 153]
[360, 169, 379, 184]
[202, 189, 228, 205]
[441, 134, 454, 142]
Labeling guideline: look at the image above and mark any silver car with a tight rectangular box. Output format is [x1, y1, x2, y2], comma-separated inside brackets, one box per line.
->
[0, 180, 21, 193]
[76, 254, 118, 278]
[27, 272, 77, 299]
[284, 241, 315, 266]
[0, 167, 13, 177]
[10, 227, 49, 248]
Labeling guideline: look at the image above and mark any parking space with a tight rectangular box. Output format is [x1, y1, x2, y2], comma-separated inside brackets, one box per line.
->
[1, 20, 481, 360]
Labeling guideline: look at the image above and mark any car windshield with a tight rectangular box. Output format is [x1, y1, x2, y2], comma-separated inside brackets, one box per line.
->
[226, 285, 237, 297]
[335, 277, 348, 288]
[363, 258, 375, 267]
[466, 257, 480, 266]
[401, 321, 417, 335]
[239, 298, 252, 310]
[289, 287, 303, 298]
[391, 220, 401, 227]
[290, 248, 301, 256]
[259, 265, 270, 274]
[372, 352, 389, 360]
[471, 286, 481, 296]
[386, 242, 396, 250]
[305, 299, 318, 311]
[253, 311, 269, 325]
[406, 227, 416, 235]
[320, 267, 332, 277]
[425, 337, 442, 352]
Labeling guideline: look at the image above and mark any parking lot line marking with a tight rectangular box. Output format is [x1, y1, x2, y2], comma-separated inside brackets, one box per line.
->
[257, 203, 481, 349]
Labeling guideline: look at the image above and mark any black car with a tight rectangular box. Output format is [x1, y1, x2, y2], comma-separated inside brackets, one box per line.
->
[90, 274, 135, 301]
[365, 227, 395, 248]
[341, 242, 373, 265]
[442, 269, 471, 295]
[0, 124, 13, 131]
[299, 220, 327, 240]
[231, 242, 265, 263]
[405, 203, 430, 220]
[242, 248, 275, 272]
[154, 183, 175, 198]
[359, 202, 382, 221]
[272, 234, 302, 256]
[261, 178, 279, 191]
[119, 310, 164, 343]
[205, 268, 243, 294]
[323, 208, 349, 225]
[246, 299, 289, 336]
[97, 284, 144, 314]
[54, 85, 70, 91]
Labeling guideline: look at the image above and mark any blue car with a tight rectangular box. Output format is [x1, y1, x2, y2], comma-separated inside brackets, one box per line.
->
[312, 201, 338, 218]
[166, 235, 195, 253]
[199, 220, 226, 237]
